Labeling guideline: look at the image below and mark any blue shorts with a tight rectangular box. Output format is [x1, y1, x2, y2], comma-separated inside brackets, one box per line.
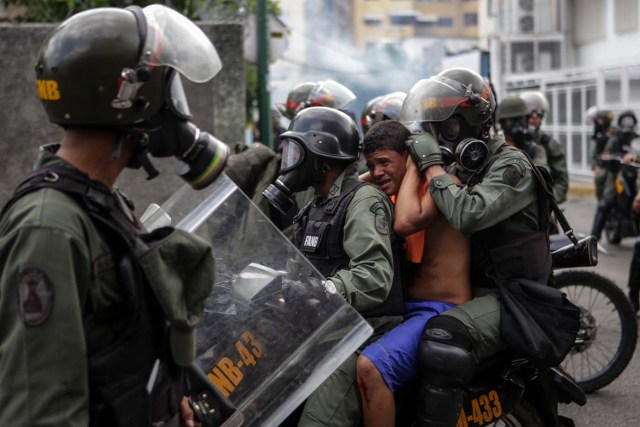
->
[361, 299, 457, 392]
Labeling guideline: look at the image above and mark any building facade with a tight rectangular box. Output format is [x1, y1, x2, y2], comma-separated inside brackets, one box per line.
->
[484, 0, 640, 176]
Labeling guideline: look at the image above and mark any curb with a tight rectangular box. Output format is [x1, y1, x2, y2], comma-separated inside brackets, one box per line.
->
[569, 184, 595, 196]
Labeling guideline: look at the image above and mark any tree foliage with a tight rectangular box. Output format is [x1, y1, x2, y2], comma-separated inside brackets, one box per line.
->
[2, 0, 279, 22]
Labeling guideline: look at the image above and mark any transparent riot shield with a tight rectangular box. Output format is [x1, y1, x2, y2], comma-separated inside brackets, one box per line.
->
[148, 174, 373, 426]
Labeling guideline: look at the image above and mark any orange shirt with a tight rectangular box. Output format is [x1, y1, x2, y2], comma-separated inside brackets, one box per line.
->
[391, 179, 428, 263]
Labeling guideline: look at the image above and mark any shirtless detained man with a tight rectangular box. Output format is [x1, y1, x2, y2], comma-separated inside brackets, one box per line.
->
[356, 120, 471, 427]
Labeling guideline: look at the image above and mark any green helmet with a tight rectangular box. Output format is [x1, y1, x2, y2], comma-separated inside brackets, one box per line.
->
[35, 5, 222, 130]
[401, 67, 495, 131]
[496, 96, 530, 121]
[35, 5, 229, 190]
[520, 91, 550, 116]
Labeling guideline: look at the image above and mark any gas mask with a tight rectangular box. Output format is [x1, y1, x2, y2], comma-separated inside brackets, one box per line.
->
[121, 70, 229, 189]
[431, 116, 488, 172]
[263, 138, 321, 215]
[620, 115, 637, 135]
[112, 5, 229, 189]
[500, 117, 529, 148]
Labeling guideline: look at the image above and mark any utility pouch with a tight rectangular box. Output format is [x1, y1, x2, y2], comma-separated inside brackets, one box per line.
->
[497, 278, 581, 368]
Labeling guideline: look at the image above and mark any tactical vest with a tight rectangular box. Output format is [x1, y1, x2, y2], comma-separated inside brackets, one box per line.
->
[466, 144, 552, 288]
[293, 179, 405, 317]
[1, 165, 185, 427]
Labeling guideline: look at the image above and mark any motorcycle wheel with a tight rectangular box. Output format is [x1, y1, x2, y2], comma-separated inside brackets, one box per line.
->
[553, 270, 638, 393]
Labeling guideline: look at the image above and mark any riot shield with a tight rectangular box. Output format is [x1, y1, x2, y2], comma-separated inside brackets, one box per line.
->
[149, 174, 373, 426]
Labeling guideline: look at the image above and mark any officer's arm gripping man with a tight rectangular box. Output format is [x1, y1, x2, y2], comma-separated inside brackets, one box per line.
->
[0, 191, 98, 427]
[330, 186, 395, 313]
[427, 147, 537, 235]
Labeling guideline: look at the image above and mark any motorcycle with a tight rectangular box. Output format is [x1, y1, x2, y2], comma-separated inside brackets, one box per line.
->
[604, 160, 640, 244]
[550, 230, 638, 393]
[145, 174, 590, 426]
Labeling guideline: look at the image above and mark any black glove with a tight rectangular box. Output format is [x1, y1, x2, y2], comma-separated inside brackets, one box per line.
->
[406, 132, 443, 173]
[282, 279, 324, 307]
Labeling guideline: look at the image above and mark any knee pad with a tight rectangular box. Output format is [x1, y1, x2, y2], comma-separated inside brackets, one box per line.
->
[419, 315, 475, 386]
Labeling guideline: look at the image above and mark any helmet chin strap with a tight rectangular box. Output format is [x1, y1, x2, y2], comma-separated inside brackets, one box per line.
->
[120, 130, 160, 180]
[112, 133, 124, 160]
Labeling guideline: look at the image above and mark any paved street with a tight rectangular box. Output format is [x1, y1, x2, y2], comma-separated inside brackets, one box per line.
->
[556, 187, 640, 426]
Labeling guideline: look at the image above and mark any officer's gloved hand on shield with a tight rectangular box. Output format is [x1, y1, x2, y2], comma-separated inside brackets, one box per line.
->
[406, 132, 444, 173]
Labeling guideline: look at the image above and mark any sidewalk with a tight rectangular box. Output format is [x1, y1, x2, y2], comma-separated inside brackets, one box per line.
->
[568, 174, 595, 196]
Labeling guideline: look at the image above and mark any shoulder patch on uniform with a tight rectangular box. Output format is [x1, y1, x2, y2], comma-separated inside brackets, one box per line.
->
[370, 202, 389, 235]
[369, 201, 383, 213]
[502, 159, 527, 187]
[17, 268, 54, 326]
[329, 184, 340, 197]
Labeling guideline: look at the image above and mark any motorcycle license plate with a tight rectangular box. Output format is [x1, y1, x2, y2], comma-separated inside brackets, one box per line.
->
[457, 389, 503, 427]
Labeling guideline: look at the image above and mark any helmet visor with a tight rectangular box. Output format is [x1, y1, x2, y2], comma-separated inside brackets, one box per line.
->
[142, 5, 222, 83]
[280, 138, 305, 172]
[308, 80, 356, 111]
[400, 76, 478, 128]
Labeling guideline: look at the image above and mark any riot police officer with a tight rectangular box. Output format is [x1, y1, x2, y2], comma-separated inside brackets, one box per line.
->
[281, 79, 357, 120]
[520, 90, 569, 203]
[360, 91, 407, 136]
[586, 107, 616, 201]
[264, 106, 402, 426]
[591, 110, 639, 241]
[0, 5, 225, 426]
[398, 68, 555, 426]
[496, 96, 548, 167]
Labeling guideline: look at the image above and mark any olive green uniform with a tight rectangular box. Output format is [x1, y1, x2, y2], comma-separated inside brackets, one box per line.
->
[532, 128, 569, 203]
[591, 128, 615, 201]
[297, 165, 399, 427]
[527, 142, 549, 170]
[0, 147, 214, 426]
[428, 135, 541, 361]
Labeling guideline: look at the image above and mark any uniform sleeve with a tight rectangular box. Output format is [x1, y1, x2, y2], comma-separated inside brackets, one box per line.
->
[0, 225, 90, 427]
[429, 153, 536, 235]
[546, 137, 569, 203]
[329, 187, 394, 313]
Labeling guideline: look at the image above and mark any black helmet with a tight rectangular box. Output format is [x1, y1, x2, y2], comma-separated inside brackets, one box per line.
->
[400, 67, 495, 131]
[520, 91, 550, 117]
[618, 110, 638, 130]
[496, 96, 530, 121]
[279, 106, 359, 170]
[35, 5, 222, 129]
